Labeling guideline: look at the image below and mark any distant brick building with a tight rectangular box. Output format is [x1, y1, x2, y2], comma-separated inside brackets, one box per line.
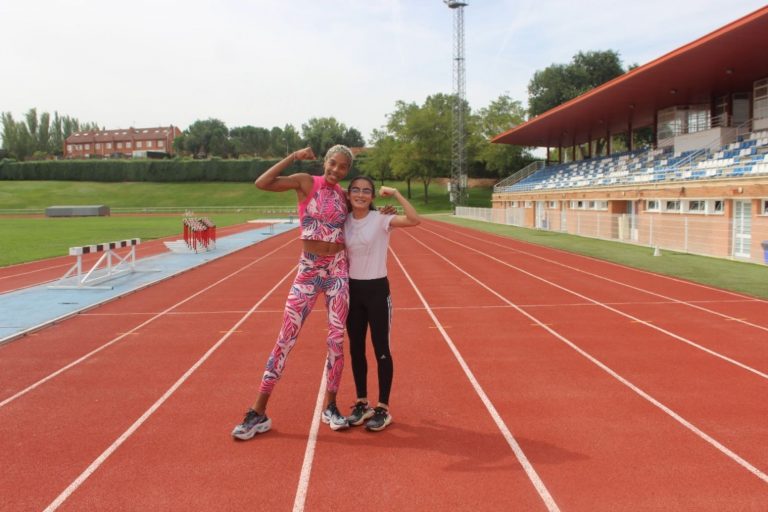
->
[64, 126, 182, 159]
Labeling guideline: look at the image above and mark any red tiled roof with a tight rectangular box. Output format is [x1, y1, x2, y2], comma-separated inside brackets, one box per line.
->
[66, 126, 179, 144]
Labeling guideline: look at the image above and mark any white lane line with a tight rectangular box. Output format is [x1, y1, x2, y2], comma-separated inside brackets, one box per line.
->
[0, 226, 263, 294]
[433, 225, 768, 332]
[0, 262, 69, 280]
[79, 298, 755, 315]
[81, 310, 257, 316]
[292, 367, 328, 512]
[390, 246, 562, 512]
[431, 219, 767, 303]
[0, 232, 209, 281]
[43, 267, 295, 511]
[0, 238, 296, 409]
[419, 228, 768, 381]
[400, 230, 768, 485]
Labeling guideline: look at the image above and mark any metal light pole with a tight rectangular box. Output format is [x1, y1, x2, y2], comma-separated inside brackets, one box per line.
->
[444, 0, 468, 207]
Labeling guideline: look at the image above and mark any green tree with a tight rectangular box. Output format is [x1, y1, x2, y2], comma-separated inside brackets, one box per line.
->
[1, 111, 34, 160]
[1, 109, 98, 159]
[301, 117, 363, 156]
[384, 101, 419, 198]
[527, 50, 627, 157]
[268, 126, 285, 157]
[409, 94, 453, 203]
[476, 94, 534, 177]
[382, 95, 455, 203]
[49, 113, 63, 155]
[283, 124, 303, 154]
[25, 109, 39, 145]
[268, 124, 303, 158]
[230, 126, 271, 157]
[38, 112, 51, 153]
[178, 118, 233, 158]
[358, 129, 396, 183]
[389, 139, 418, 199]
[528, 50, 625, 117]
[342, 127, 365, 148]
[1, 112, 22, 159]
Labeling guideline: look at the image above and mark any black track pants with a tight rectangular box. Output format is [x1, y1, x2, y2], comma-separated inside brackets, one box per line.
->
[346, 277, 393, 405]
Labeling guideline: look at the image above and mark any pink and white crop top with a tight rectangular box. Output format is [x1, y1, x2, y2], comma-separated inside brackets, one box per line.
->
[298, 175, 348, 244]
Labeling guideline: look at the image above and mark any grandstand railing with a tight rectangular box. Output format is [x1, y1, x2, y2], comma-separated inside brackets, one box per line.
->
[455, 206, 765, 264]
[711, 112, 730, 129]
[495, 126, 768, 193]
[493, 160, 545, 193]
[669, 117, 754, 172]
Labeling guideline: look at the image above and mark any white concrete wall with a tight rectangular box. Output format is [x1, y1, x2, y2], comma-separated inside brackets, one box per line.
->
[674, 127, 737, 154]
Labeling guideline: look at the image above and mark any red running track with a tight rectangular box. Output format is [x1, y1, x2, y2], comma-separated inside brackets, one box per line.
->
[0, 219, 767, 511]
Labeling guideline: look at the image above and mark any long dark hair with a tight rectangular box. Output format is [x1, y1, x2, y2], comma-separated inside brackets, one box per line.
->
[347, 176, 376, 211]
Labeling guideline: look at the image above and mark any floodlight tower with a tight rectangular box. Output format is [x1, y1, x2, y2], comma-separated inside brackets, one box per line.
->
[444, 0, 468, 206]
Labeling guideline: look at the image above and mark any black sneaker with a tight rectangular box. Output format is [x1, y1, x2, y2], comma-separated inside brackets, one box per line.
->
[321, 402, 349, 431]
[232, 409, 271, 440]
[348, 401, 374, 426]
[364, 406, 392, 432]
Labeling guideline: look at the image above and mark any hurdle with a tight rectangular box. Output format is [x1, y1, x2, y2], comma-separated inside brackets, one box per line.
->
[249, 210, 296, 234]
[49, 238, 159, 290]
[183, 216, 216, 251]
[261, 219, 281, 235]
[164, 216, 217, 253]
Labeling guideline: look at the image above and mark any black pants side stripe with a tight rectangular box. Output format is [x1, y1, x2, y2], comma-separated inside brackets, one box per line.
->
[347, 277, 394, 405]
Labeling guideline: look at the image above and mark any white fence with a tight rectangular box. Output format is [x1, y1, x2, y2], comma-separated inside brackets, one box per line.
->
[455, 206, 767, 265]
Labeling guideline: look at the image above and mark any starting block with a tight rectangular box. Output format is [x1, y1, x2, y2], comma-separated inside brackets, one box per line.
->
[49, 238, 159, 290]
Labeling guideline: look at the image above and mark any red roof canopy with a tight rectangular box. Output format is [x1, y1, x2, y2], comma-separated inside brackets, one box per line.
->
[492, 6, 768, 148]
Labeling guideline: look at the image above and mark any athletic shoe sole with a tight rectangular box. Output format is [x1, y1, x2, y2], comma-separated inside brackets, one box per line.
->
[232, 417, 272, 440]
[349, 408, 375, 426]
[321, 414, 350, 431]
[365, 414, 392, 432]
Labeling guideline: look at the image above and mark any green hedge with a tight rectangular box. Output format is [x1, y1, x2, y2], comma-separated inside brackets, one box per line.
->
[0, 158, 364, 182]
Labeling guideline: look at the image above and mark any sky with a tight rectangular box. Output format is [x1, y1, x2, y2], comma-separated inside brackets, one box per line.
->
[1, 0, 767, 143]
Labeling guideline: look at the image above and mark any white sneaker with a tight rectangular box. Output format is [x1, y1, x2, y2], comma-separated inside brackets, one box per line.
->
[321, 402, 349, 431]
[232, 409, 272, 440]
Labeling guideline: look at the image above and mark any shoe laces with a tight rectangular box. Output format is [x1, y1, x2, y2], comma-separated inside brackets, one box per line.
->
[350, 401, 368, 414]
[243, 409, 261, 423]
[326, 402, 341, 416]
[372, 406, 388, 418]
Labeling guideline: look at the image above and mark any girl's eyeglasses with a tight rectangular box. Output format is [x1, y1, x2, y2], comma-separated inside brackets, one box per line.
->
[349, 187, 373, 195]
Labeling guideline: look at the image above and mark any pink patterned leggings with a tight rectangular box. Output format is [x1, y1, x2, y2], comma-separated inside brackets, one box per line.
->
[259, 250, 349, 394]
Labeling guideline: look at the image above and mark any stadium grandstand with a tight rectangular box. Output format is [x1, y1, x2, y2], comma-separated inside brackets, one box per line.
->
[475, 5, 768, 265]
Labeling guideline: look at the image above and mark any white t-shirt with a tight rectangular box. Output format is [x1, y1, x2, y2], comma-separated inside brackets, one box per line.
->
[345, 210, 394, 280]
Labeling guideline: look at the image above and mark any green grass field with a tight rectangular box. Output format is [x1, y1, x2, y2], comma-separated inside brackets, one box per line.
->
[0, 180, 489, 266]
[0, 214, 257, 266]
[0, 180, 492, 213]
[435, 215, 768, 299]
[1, 181, 766, 299]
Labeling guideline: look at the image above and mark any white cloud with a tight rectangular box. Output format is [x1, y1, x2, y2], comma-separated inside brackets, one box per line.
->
[1, 0, 765, 142]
